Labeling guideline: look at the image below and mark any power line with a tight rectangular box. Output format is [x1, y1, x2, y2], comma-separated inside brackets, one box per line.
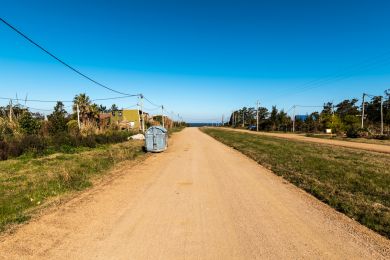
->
[0, 17, 132, 96]
[143, 96, 161, 107]
[0, 94, 139, 103]
[271, 53, 390, 102]
[0, 18, 181, 121]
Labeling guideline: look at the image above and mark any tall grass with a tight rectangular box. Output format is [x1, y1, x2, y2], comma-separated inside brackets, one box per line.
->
[0, 131, 135, 160]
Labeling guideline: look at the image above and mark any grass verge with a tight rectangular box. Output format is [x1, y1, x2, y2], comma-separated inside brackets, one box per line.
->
[0, 140, 144, 232]
[305, 133, 390, 146]
[202, 128, 390, 238]
[168, 126, 186, 136]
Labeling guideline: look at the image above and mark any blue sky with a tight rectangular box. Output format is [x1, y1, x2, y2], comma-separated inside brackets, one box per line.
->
[1, 0, 390, 122]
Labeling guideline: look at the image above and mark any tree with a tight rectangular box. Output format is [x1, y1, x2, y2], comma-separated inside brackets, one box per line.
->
[89, 103, 100, 121]
[47, 101, 68, 134]
[269, 106, 278, 131]
[365, 96, 382, 124]
[335, 99, 359, 120]
[277, 110, 290, 131]
[99, 105, 108, 113]
[320, 102, 334, 132]
[72, 93, 92, 125]
[109, 104, 119, 112]
[257, 107, 269, 130]
[322, 102, 333, 115]
[305, 112, 320, 132]
[18, 111, 41, 135]
[343, 114, 360, 137]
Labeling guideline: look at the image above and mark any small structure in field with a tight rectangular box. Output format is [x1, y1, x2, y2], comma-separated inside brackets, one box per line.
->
[145, 126, 168, 152]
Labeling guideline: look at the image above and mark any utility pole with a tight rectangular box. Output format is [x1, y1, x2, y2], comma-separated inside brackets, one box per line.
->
[361, 93, 365, 129]
[137, 97, 141, 132]
[161, 105, 165, 128]
[242, 110, 245, 128]
[256, 100, 259, 132]
[76, 103, 81, 129]
[178, 114, 180, 126]
[381, 96, 384, 135]
[140, 94, 145, 133]
[9, 99, 13, 122]
[222, 114, 224, 126]
[292, 105, 296, 132]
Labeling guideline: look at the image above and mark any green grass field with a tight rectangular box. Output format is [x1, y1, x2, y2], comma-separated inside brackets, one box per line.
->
[202, 128, 390, 238]
[0, 140, 145, 232]
[305, 133, 390, 146]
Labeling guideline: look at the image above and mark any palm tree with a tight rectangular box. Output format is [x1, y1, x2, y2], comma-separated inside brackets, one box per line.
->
[89, 103, 100, 121]
[73, 93, 92, 124]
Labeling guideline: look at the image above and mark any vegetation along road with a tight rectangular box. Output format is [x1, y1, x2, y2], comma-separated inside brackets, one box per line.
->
[0, 127, 389, 259]
[222, 127, 390, 154]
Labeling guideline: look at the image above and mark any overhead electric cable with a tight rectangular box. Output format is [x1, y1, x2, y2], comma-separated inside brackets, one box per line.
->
[143, 96, 161, 107]
[271, 52, 390, 101]
[0, 94, 139, 103]
[0, 17, 133, 96]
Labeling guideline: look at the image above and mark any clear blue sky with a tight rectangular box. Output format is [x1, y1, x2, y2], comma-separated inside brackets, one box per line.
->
[1, 0, 390, 122]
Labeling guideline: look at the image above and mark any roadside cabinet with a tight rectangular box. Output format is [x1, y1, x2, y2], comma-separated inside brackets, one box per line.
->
[145, 126, 168, 152]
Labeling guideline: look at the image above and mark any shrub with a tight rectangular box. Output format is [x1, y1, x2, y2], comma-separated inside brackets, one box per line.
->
[0, 128, 133, 160]
[67, 120, 79, 135]
[18, 112, 41, 135]
[19, 135, 47, 155]
[346, 127, 359, 138]
[0, 141, 9, 160]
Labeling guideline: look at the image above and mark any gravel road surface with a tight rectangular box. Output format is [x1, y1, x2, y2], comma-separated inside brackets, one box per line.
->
[0, 128, 388, 259]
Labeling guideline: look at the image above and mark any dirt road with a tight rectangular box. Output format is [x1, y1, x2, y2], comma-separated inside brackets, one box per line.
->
[0, 128, 389, 259]
[223, 128, 390, 154]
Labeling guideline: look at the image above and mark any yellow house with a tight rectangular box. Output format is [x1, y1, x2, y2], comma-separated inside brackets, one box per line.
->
[111, 109, 148, 131]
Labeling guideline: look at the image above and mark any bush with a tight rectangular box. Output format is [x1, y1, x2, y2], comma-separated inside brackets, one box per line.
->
[0, 141, 9, 160]
[66, 120, 79, 135]
[346, 127, 359, 138]
[0, 129, 133, 160]
[18, 112, 41, 135]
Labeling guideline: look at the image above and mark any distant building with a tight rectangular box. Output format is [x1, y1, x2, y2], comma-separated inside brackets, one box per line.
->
[295, 115, 308, 121]
[98, 113, 112, 128]
[99, 109, 172, 131]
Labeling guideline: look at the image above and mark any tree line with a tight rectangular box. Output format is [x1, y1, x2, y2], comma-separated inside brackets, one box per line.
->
[0, 93, 134, 160]
[229, 90, 390, 137]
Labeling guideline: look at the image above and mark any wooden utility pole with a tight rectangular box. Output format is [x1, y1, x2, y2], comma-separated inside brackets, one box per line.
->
[242, 110, 245, 128]
[161, 105, 165, 128]
[9, 99, 13, 122]
[381, 96, 384, 135]
[76, 104, 81, 129]
[178, 114, 180, 126]
[292, 105, 296, 132]
[256, 100, 259, 132]
[140, 94, 145, 133]
[137, 97, 141, 132]
[361, 93, 365, 129]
